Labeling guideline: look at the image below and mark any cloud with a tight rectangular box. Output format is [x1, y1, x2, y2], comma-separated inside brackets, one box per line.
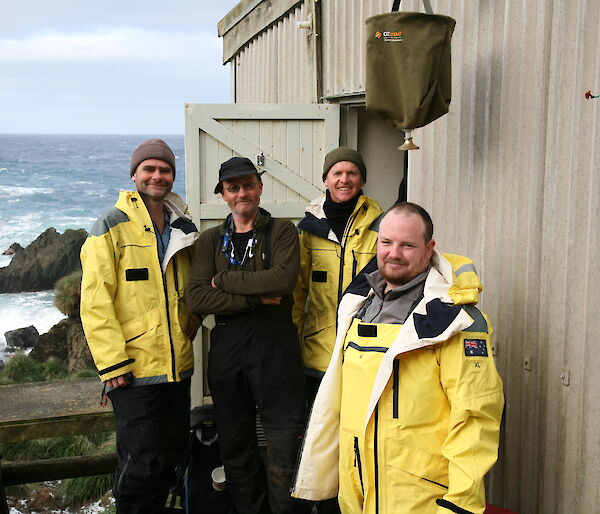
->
[0, 27, 221, 62]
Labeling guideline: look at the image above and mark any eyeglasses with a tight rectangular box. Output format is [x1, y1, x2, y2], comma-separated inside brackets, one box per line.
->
[224, 182, 260, 194]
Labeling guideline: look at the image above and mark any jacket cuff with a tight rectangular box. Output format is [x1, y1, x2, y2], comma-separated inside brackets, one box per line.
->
[436, 499, 475, 514]
[98, 358, 135, 380]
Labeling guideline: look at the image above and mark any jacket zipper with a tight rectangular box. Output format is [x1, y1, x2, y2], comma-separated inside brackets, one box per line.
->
[173, 257, 180, 299]
[153, 220, 177, 382]
[351, 249, 358, 279]
[374, 405, 380, 513]
[337, 207, 362, 304]
[393, 359, 399, 419]
[353, 436, 365, 496]
[162, 263, 177, 381]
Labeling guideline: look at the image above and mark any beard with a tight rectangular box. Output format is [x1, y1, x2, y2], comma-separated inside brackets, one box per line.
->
[378, 257, 429, 289]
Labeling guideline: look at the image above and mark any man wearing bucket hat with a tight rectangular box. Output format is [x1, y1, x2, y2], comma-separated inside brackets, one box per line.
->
[80, 138, 199, 513]
[187, 156, 308, 514]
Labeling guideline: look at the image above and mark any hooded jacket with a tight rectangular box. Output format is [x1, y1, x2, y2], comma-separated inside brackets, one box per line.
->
[293, 194, 383, 374]
[80, 190, 198, 385]
[292, 252, 504, 514]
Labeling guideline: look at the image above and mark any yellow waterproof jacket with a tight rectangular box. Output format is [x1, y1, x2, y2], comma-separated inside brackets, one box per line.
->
[293, 194, 382, 373]
[80, 191, 199, 385]
[292, 252, 504, 514]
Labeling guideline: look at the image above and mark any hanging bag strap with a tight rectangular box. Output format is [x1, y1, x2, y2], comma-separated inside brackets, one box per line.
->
[391, 0, 433, 14]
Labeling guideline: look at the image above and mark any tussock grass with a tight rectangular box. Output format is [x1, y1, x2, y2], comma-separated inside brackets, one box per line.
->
[54, 270, 82, 318]
[0, 354, 70, 384]
[0, 433, 116, 507]
[59, 433, 116, 505]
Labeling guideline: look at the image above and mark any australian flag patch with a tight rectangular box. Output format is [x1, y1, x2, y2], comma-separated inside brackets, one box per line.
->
[464, 338, 488, 357]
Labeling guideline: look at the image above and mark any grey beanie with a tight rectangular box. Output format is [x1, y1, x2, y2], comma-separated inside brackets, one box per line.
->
[322, 147, 367, 183]
[130, 138, 176, 178]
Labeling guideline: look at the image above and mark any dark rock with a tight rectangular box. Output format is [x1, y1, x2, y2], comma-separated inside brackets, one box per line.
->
[4, 325, 39, 348]
[29, 319, 69, 365]
[0, 227, 87, 293]
[29, 317, 95, 372]
[2, 242, 23, 256]
[67, 319, 95, 372]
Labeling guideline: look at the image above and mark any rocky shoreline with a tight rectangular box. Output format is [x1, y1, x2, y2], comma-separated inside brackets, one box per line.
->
[1, 228, 94, 372]
[0, 227, 87, 293]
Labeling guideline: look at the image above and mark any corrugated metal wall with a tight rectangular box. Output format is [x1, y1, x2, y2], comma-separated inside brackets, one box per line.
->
[320, 0, 389, 97]
[232, 2, 317, 103]
[409, 1, 600, 512]
[230, 0, 406, 102]
[220, 1, 600, 512]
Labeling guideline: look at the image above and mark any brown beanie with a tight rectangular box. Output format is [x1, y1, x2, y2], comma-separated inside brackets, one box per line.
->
[130, 138, 176, 178]
[322, 147, 367, 183]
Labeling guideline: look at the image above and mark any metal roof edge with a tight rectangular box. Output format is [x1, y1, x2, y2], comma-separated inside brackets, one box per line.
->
[218, 0, 304, 64]
[217, 0, 263, 37]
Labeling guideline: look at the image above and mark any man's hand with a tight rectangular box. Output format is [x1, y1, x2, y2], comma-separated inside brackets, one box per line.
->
[185, 315, 200, 340]
[259, 296, 282, 306]
[105, 374, 130, 389]
[211, 277, 217, 288]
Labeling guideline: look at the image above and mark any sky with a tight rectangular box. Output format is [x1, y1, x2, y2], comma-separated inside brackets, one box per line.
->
[0, 0, 241, 134]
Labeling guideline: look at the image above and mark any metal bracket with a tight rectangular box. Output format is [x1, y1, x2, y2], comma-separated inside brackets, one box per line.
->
[297, 14, 313, 35]
[257, 152, 265, 168]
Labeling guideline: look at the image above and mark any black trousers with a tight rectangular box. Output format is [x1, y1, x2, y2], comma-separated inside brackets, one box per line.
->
[109, 379, 191, 514]
[208, 312, 309, 514]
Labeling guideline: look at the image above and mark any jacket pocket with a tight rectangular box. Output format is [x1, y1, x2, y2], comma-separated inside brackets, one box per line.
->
[386, 441, 449, 489]
[121, 308, 161, 345]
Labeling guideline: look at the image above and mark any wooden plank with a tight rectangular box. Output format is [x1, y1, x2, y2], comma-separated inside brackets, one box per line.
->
[0, 413, 115, 444]
[198, 117, 322, 200]
[0, 378, 114, 442]
[186, 102, 339, 121]
[1, 454, 117, 486]
[282, 120, 300, 203]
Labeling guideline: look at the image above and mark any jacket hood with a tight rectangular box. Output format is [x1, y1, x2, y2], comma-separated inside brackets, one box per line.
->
[345, 250, 482, 305]
[115, 190, 192, 220]
[336, 250, 481, 428]
[115, 190, 198, 271]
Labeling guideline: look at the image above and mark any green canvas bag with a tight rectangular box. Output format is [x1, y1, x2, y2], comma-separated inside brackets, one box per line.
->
[365, 1, 456, 132]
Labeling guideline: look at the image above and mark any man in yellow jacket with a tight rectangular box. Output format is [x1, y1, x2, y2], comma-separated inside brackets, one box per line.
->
[293, 147, 382, 398]
[292, 202, 504, 514]
[80, 138, 199, 513]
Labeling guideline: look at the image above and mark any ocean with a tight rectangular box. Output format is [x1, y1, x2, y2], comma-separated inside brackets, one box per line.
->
[0, 134, 185, 363]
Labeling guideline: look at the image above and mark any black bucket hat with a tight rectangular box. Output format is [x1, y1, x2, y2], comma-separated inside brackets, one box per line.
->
[214, 157, 263, 194]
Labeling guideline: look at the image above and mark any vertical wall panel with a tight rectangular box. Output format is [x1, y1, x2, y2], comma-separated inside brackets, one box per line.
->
[409, 1, 600, 512]
[233, 3, 316, 103]
[320, 0, 389, 98]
